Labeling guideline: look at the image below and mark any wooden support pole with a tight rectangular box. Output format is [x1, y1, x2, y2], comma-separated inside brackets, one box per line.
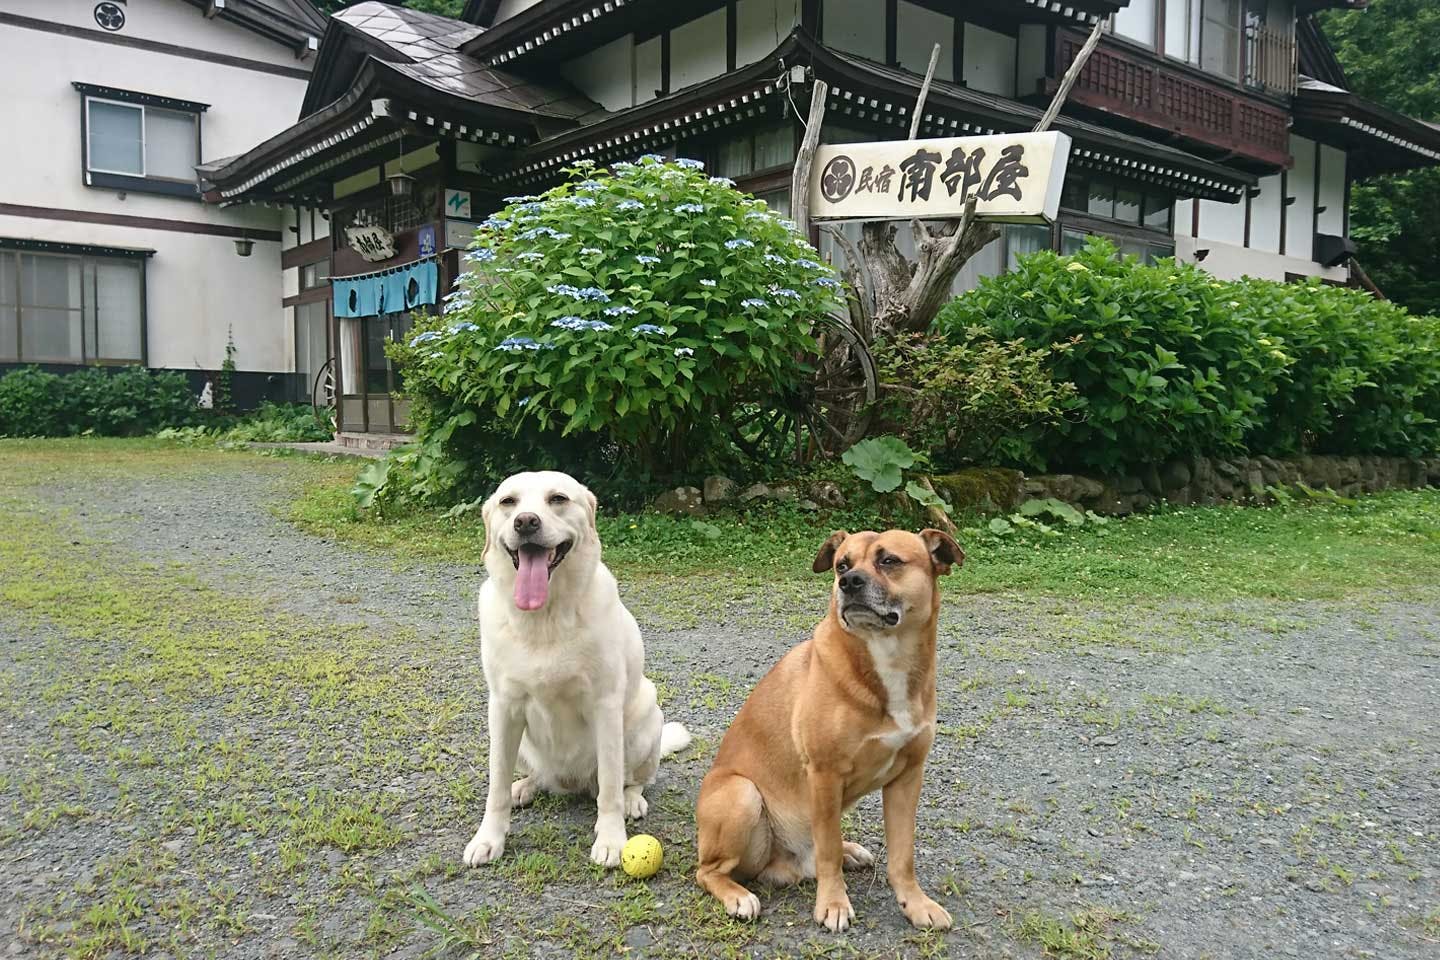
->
[790, 79, 829, 241]
[1033, 16, 1106, 133]
[907, 43, 942, 140]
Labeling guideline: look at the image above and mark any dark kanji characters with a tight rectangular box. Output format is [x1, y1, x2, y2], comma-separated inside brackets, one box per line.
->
[896, 148, 943, 203]
[940, 146, 986, 200]
[979, 145, 1028, 202]
[856, 165, 875, 194]
[857, 164, 897, 195]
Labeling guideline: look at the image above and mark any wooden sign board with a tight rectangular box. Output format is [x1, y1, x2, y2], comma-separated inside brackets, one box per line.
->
[809, 131, 1071, 224]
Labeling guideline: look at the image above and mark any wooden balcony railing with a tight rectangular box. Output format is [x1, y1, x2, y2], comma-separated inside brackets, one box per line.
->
[1053, 29, 1292, 170]
[1244, 23, 1296, 96]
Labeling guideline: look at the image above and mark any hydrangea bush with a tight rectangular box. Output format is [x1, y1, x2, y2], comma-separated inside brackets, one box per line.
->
[395, 156, 842, 475]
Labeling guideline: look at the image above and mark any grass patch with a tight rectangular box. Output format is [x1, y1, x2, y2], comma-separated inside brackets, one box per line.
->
[283, 454, 1440, 603]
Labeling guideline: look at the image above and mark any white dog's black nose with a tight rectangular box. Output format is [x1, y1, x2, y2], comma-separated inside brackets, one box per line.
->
[514, 512, 542, 534]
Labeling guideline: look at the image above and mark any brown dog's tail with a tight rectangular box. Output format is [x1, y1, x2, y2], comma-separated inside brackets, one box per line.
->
[660, 721, 692, 758]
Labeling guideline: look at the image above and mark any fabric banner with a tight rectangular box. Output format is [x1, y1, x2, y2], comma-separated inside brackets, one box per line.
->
[332, 258, 439, 317]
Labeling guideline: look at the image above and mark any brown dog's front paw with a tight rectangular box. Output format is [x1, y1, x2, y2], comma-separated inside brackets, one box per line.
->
[899, 892, 952, 930]
[725, 890, 761, 920]
[814, 892, 855, 933]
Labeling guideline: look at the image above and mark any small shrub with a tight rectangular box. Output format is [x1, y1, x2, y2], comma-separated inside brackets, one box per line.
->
[0, 366, 198, 438]
[871, 329, 1077, 470]
[222, 402, 332, 443]
[938, 238, 1287, 473]
[392, 154, 841, 498]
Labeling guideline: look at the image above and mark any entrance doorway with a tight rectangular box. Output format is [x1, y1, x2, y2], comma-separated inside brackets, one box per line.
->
[337, 312, 412, 434]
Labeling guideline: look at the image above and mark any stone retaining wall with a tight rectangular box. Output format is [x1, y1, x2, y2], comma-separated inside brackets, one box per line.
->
[937, 455, 1440, 517]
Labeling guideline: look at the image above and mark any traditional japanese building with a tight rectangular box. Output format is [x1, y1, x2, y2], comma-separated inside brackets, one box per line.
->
[201, 0, 1440, 438]
[0, 0, 326, 406]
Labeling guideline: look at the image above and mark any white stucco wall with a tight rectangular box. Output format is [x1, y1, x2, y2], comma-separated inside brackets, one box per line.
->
[737, 0, 801, 67]
[823, 0, 885, 62]
[0, 1, 311, 374]
[1175, 235, 1347, 283]
[635, 35, 662, 105]
[1286, 134, 1317, 262]
[1016, 24, 1048, 99]
[1114, 0, 1157, 47]
[1317, 144, 1346, 237]
[897, 1, 954, 82]
[1250, 173, 1283, 255]
[1196, 195, 1246, 247]
[494, 0, 545, 24]
[964, 24, 1016, 97]
[562, 34, 634, 111]
[671, 8, 730, 92]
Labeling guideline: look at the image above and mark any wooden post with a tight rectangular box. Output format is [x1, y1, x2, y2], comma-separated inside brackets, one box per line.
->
[907, 43, 942, 140]
[1033, 17, 1106, 134]
[790, 79, 829, 241]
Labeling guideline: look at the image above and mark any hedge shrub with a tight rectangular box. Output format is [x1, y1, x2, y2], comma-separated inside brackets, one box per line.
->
[0, 366, 198, 438]
[938, 238, 1440, 472]
[386, 155, 841, 501]
[938, 238, 1286, 473]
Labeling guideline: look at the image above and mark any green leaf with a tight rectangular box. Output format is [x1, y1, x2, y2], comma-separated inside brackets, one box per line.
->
[841, 436, 916, 493]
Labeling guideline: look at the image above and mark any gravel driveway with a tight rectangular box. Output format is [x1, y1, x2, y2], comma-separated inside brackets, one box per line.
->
[1, 450, 1436, 959]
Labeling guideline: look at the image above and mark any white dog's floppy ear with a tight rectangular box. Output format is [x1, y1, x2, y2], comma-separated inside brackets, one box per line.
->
[480, 491, 497, 557]
[583, 487, 599, 532]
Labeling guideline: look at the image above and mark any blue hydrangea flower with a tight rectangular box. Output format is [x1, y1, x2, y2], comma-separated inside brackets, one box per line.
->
[793, 258, 823, 271]
[576, 180, 604, 192]
[779, 219, 799, 231]
[631, 324, 665, 336]
[547, 283, 581, 297]
[673, 203, 705, 214]
[640, 154, 666, 163]
[481, 217, 511, 230]
[448, 321, 479, 334]
[495, 337, 541, 352]
[519, 226, 567, 241]
[636, 255, 660, 265]
[517, 396, 531, 407]
[465, 248, 497, 264]
[612, 161, 636, 171]
[409, 331, 441, 346]
[551, 232, 572, 241]
[516, 202, 545, 214]
[724, 238, 755, 250]
[516, 251, 544, 262]
[603, 305, 638, 316]
[699, 279, 717, 288]
[616, 199, 644, 211]
[503, 195, 539, 203]
[673, 347, 695, 357]
[576, 287, 610, 302]
[581, 247, 602, 255]
[709, 176, 736, 187]
[763, 253, 788, 266]
[550, 317, 612, 332]
[745, 211, 770, 221]
[741, 298, 768, 309]
[770, 287, 801, 300]
[675, 158, 705, 170]
[569, 197, 597, 208]
[813, 277, 842, 290]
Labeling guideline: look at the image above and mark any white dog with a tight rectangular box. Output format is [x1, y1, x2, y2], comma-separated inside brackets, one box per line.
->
[463, 470, 690, 868]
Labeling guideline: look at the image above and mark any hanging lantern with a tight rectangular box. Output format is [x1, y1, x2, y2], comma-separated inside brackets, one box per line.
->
[386, 170, 416, 198]
[234, 236, 254, 257]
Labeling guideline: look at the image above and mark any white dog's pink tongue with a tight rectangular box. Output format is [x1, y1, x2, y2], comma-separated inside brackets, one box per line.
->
[514, 548, 551, 610]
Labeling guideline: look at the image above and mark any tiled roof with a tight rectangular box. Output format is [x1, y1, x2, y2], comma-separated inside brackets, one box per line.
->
[330, 2, 599, 121]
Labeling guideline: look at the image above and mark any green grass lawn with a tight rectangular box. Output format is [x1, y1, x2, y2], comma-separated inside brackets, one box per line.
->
[286, 455, 1440, 604]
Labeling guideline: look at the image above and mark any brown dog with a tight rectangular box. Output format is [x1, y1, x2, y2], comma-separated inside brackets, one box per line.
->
[695, 528, 963, 932]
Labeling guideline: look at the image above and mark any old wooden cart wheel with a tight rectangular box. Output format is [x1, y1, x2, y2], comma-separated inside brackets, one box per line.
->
[729, 312, 877, 465]
[311, 358, 337, 430]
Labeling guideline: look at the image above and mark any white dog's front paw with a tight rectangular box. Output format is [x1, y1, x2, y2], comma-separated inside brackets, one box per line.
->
[510, 777, 537, 807]
[590, 823, 627, 868]
[623, 785, 648, 820]
[463, 826, 506, 866]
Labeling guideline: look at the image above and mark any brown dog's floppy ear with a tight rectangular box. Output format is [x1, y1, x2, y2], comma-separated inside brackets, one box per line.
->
[920, 528, 965, 575]
[812, 530, 850, 573]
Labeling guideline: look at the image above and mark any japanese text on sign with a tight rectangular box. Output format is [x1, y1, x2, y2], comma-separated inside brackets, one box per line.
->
[810, 131, 1071, 224]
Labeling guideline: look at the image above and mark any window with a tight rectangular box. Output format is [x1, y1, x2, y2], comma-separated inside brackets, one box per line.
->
[295, 301, 330, 399]
[1200, 0, 1241, 80]
[712, 125, 796, 178]
[0, 250, 144, 364]
[1063, 174, 1172, 233]
[80, 86, 204, 197]
[300, 260, 330, 290]
[1005, 224, 1052, 272]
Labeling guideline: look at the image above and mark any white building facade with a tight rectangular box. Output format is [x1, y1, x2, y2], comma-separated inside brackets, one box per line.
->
[0, 0, 325, 405]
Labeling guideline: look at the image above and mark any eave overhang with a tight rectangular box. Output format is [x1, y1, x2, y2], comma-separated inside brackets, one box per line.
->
[460, 0, 1131, 68]
[179, 0, 325, 55]
[1294, 81, 1440, 178]
[201, 58, 546, 203]
[500, 31, 1253, 203]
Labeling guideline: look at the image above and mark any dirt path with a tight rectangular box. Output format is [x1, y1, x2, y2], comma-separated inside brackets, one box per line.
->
[1, 451, 1436, 959]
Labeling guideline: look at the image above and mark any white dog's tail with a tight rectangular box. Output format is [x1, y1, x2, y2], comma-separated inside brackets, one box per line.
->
[660, 721, 692, 757]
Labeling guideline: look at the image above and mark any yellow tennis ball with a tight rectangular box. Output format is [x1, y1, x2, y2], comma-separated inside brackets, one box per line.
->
[621, 834, 663, 879]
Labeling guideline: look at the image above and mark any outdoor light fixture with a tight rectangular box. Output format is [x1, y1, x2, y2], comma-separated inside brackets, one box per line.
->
[1193, 248, 1211, 262]
[234, 234, 254, 257]
[386, 133, 415, 199]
